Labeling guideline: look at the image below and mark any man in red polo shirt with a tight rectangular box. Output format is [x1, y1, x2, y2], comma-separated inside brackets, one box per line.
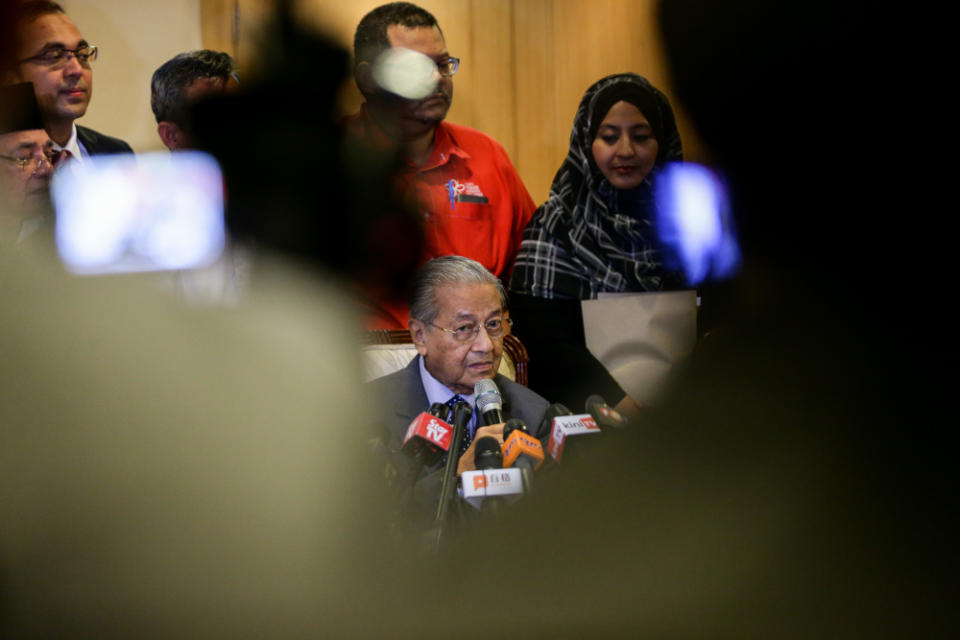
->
[346, 2, 535, 330]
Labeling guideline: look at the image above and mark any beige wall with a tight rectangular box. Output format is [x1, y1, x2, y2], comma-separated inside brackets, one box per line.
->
[65, 0, 204, 153]
[62, 1, 704, 193]
[229, 0, 705, 204]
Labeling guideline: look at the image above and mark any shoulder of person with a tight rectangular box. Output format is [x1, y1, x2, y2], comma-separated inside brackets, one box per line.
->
[496, 374, 550, 434]
[365, 357, 421, 407]
[77, 125, 134, 154]
[499, 376, 548, 409]
[441, 121, 509, 156]
[365, 358, 414, 391]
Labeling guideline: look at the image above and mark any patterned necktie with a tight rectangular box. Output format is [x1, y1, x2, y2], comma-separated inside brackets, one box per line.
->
[442, 394, 473, 462]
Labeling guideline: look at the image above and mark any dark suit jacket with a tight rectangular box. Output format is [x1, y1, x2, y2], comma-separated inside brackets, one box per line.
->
[368, 356, 550, 448]
[77, 125, 134, 155]
[366, 356, 549, 525]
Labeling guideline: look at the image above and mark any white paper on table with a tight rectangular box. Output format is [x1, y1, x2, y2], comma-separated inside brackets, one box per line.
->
[581, 290, 698, 405]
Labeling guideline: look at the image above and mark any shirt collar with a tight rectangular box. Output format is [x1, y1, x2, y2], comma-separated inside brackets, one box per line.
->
[416, 121, 469, 172]
[351, 104, 470, 171]
[52, 124, 85, 162]
[349, 103, 397, 150]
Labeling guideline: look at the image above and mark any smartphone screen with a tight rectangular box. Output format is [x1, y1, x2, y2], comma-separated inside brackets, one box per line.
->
[653, 162, 741, 287]
[51, 151, 225, 275]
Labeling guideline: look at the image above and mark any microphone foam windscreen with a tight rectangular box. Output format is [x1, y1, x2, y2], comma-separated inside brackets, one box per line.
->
[473, 436, 503, 470]
[502, 418, 528, 440]
[474, 379, 502, 414]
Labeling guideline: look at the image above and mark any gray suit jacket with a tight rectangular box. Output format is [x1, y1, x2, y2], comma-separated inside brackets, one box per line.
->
[366, 356, 549, 525]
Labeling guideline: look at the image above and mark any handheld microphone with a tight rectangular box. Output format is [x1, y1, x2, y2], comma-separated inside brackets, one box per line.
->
[537, 403, 571, 469]
[474, 435, 504, 470]
[473, 435, 503, 516]
[474, 378, 504, 425]
[501, 418, 527, 441]
[585, 395, 628, 429]
[501, 418, 544, 493]
[428, 402, 453, 422]
[401, 408, 454, 467]
[502, 418, 545, 472]
[461, 436, 523, 512]
[539, 402, 573, 435]
[545, 405, 600, 463]
[382, 401, 455, 520]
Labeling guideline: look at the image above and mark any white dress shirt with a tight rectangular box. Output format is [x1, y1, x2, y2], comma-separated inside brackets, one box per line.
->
[52, 124, 87, 162]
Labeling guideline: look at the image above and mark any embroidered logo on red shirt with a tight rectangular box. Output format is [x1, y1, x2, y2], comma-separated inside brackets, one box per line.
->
[447, 179, 489, 208]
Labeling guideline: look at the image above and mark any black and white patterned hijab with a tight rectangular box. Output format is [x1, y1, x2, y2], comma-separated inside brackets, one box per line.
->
[510, 73, 683, 300]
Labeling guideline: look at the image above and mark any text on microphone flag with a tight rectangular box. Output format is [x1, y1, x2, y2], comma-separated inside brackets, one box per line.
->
[547, 413, 601, 462]
[553, 414, 599, 435]
[501, 431, 545, 471]
[425, 418, 450, 446]
[461, 468, 524, 508]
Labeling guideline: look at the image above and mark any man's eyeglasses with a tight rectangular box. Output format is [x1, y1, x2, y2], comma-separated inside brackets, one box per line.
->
[436, 56, 460, 77]
[20, 45, 98, 68]
[0, 152, 55, 174]
[430, 316, 511, 342]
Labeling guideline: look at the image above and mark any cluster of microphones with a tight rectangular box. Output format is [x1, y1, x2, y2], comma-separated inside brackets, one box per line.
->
[399, 378, 629, 517]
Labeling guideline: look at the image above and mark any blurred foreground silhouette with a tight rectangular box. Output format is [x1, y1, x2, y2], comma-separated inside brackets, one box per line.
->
[2, 0, 948, 637]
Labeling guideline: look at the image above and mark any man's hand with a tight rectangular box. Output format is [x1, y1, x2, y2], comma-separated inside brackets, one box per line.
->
[457, 422, 505, 476]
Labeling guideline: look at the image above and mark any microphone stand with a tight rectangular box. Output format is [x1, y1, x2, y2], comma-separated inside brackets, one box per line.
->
[429, 400, 472, 553]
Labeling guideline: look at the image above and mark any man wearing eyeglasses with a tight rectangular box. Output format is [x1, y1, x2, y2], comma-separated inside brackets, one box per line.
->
[347, 3, 536, 330]
[367, 256, 549, 525]
[0, 127, 53, 206]
[6, 1, 132, 161]
[1, 81, 55, 247]
[151, 49, 239, 151]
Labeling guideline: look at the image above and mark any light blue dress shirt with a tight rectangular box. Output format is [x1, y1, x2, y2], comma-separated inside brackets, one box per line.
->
[417, 355, 477, 437]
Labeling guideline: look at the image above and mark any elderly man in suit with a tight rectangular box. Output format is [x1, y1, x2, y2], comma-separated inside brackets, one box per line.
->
[6, 1, 132, 160]
[367, 256, 549, 526]
[1, 81, 55, 247]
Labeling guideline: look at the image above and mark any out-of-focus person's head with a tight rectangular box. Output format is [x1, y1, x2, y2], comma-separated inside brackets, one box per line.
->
[151, 49, 238, 151]
[1, 0, 19, 77]
[353, 2, 454, 140]
[190, 2, 422, 298]
[657, 0, 867, 279]
[408, 256, 508, 394]
[6, 1, 94, 146]
[1, 81, 53, 215]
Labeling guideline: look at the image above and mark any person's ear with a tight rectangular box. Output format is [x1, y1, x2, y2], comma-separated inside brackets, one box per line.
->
[409, 319, 428, 356]
[157, 121, 182, 150]
[354, 61, 376, 97]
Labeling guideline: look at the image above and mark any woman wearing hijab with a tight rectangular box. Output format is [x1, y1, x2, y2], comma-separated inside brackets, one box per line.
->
[508, 72, 683, 414]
